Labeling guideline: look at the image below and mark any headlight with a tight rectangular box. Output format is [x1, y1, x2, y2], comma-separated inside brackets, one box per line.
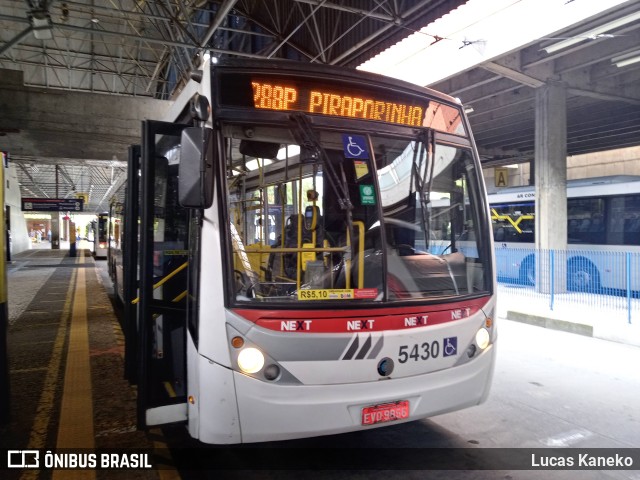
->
[237, 347, 265, 374]
[475, 327, 491, 350]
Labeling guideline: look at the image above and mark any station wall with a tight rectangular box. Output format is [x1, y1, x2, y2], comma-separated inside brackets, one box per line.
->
[483, 146, 640, 192]
[5, 164, 30, 256]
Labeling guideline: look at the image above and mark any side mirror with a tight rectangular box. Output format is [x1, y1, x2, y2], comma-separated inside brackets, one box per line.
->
[179, 127, 214, 208]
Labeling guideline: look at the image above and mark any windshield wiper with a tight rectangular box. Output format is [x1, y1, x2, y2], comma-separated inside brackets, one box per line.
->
[289, 112, 356, 270]
[289, 113, 353, 212]
[411, 130, 435, 249]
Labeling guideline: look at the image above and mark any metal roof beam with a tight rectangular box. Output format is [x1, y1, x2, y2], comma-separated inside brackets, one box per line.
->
[17, 163, 50, 198]
[199, 0, 239, 48]
[0, 26, 33, 56]
[293, 0, 396, 22]
[480, 61, 544, 88]
[329, 0, 446, 66]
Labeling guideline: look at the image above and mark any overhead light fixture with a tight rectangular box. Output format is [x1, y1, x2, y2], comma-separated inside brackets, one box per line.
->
[612, 50, 640, 68]
[464, 106, 474, 114]
[28, 9, 53, 40]
[543, 10, 640, 54]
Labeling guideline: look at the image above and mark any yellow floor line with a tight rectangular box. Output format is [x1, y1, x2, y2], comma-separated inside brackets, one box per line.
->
[20, 262, 77, 480]
[23, 269, 75, 449]
[52, 252, 95, 480]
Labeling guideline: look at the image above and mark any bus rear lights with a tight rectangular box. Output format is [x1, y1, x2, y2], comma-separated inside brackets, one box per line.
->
[231, 336, 244, 349]
[237, 347, 265, 374]
[263, 364, 280, 381]
[475, 328, 491, 350]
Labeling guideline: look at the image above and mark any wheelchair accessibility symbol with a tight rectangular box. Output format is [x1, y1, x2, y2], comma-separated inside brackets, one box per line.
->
[342, 134, 369, 159]
[443, 337, 457, 357]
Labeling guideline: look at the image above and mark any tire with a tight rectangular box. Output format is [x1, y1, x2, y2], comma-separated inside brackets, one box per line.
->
[567, 258, 600, 292]
[519, 255, 535, 286]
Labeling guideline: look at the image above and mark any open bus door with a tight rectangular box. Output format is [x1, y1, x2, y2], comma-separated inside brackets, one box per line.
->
[136, 120, 190, 428]
[123, 144, 140, 383]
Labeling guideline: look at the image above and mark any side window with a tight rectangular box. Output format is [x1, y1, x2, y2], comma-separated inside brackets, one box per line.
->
[491, 202, 535, 243]
[607, 194, 640, 246]
[567, 198, 605, 245]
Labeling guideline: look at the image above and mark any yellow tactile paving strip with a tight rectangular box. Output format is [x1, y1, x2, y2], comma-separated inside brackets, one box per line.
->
[22, 263, 73, 452]
[52, 251, 95, 480]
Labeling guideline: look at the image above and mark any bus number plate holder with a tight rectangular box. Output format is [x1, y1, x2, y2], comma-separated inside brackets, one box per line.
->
[361, 400, 409, 426]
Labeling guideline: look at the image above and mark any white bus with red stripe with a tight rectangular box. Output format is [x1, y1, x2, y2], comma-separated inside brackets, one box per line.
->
[127, 57, 496, 444]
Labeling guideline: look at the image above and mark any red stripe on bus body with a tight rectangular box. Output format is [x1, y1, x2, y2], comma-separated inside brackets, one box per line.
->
[232, 296, 490, 333]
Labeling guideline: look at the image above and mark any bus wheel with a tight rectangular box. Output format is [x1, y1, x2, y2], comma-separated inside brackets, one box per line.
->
[567, 259, 600, 292]
[519, 256, 535, 286]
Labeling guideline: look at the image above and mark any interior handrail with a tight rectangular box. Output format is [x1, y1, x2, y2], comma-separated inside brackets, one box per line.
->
[347, 221, 365, 289]
[132, 261, 188, 305]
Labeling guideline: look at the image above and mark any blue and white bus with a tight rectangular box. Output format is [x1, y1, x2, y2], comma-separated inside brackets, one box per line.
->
[488, 175, 640, 292]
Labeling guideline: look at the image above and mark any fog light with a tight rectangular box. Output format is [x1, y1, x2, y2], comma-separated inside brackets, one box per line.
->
[475, 328, 490, 350]
[377, 357, 394, 377]
[467, 344, 477, 358]
[264, 364, 280, 381]
[237, 347, 264, 374]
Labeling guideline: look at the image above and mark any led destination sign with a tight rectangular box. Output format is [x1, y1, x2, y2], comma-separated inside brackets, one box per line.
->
[251, 81, 425, 127]
[218, 72, 440, 128]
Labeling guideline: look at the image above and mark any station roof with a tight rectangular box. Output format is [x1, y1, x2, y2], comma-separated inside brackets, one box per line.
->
[430, 0, 640, 166]
[360, 0, 640, 166]
[1, 0, 639, 210]
[1, 0, 465, 212]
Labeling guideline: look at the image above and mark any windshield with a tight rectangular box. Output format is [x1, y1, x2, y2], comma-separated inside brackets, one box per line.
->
[224, 120, 490, 305]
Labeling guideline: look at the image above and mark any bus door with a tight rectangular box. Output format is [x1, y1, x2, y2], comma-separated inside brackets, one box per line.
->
[123, 144, 140, 383]
[137, 120, 190, 428]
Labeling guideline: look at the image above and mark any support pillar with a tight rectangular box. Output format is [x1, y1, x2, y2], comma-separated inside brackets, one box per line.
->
[535, 81, 567, 293]
[51, 215, 60, 250]
[62, 216, 69, 241]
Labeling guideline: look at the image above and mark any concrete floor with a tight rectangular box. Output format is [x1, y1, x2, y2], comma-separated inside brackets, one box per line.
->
[2, 250, 639, 479]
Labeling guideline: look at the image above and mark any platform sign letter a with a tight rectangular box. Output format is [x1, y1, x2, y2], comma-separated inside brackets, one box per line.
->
[495, 167, 508, 187]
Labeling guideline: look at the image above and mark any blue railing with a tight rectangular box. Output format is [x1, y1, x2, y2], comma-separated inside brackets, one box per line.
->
[495, 247, 640, 324]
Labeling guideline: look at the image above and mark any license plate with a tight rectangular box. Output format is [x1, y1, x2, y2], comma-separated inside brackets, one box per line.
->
[361, 400, 409, 426]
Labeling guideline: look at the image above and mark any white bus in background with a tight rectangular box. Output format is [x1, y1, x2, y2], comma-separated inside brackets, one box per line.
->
[92, 212, 109, 259]
[488, 176, 640, 292]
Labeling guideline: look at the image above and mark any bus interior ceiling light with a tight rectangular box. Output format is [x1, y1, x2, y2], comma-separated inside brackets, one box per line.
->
[542, 10, 640, 54]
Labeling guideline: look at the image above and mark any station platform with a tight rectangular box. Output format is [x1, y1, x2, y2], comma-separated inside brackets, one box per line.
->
[2, 245, 638, 478]
[1, 247, 180, 479]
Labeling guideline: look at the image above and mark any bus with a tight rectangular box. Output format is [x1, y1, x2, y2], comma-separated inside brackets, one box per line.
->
[124, 57, 496, 444]
[92, 212, 109, 259]
[489, 175, 640, 291]
[108, 199, 125, 303]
